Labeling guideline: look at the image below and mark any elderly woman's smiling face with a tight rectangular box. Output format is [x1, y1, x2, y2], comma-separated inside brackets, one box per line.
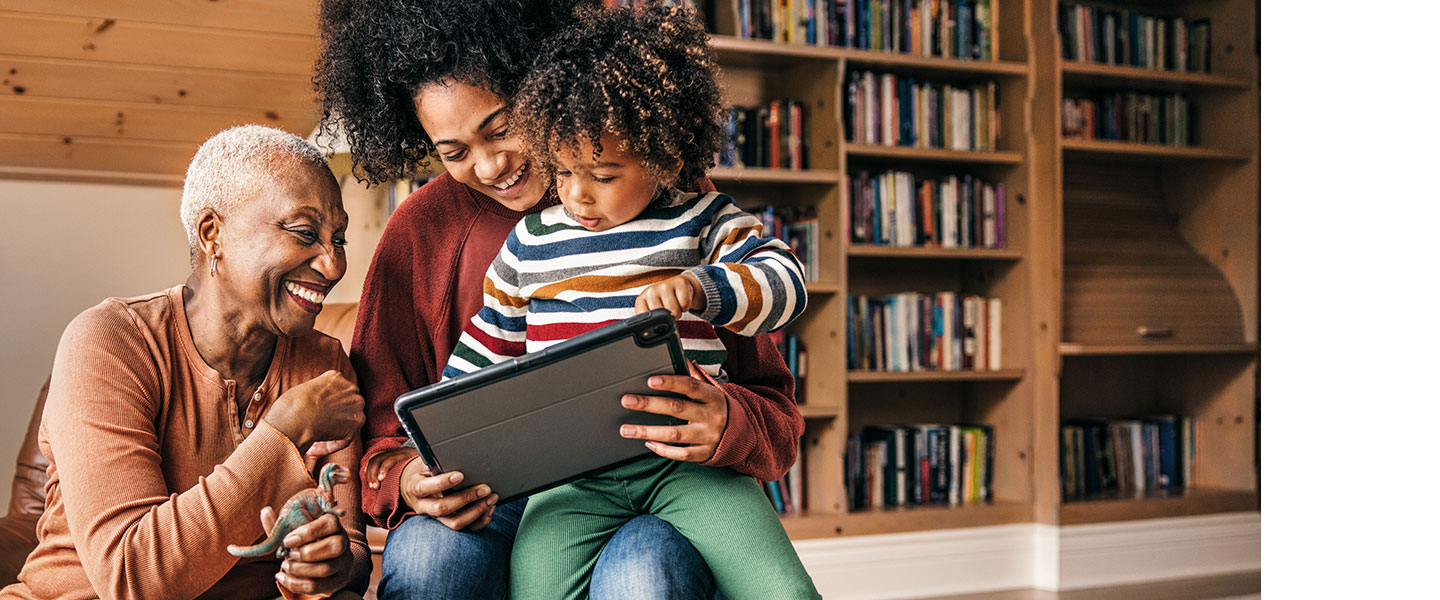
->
[213, 164, 348, 338]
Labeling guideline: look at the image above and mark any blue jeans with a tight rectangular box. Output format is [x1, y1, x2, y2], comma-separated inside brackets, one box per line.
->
[378, 498, 720, 599]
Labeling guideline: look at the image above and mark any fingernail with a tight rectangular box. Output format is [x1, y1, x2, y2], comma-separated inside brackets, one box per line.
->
[621, 395, 638, 407]
[487, 495, 498, 506]
[477, 485, 490, 497]
[620, 425, 636, 437]
[646, 441, 659, 451]
[449, 473, 463, 484]
[284, 535, 300, 547]
[649, 376, 662, 387]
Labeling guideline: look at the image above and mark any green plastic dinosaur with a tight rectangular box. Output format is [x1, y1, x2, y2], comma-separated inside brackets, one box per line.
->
[227, 463, 349, 559]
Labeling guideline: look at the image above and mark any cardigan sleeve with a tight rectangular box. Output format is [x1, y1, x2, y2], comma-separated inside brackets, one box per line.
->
[44, 304, 318, 600]
[349, 206, 439, 529]
[703, 328, 805, 482]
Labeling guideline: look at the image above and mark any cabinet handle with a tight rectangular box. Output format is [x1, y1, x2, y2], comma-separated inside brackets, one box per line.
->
[1136, 326, 1174, 339]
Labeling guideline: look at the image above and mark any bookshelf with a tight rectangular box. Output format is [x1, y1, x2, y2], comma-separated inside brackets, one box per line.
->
[1036, 0, 1260, 526]
[691, 0, 1256, 538]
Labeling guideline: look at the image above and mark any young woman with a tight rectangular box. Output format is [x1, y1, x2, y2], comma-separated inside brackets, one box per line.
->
[313, 1, 807, 598]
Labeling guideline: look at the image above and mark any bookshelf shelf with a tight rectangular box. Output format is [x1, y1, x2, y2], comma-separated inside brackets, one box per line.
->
[709, 166, 840, 185]
[805, 280, 841, 294]
[1059, 342, 1259, 356]
[837, 47, 1029, 78]
[845, 143, 1025, 165]
[1061, 61, 1252, 90]
[709, 36, 1028, 78]
[798, 404, 841, 419]
[1061, 139, 1251, 162]
[848, 369, 1024, 383]
[848, 245, 1023, 261]
[782, 501, 1033, 539]
[1059, 489, 1259, 525]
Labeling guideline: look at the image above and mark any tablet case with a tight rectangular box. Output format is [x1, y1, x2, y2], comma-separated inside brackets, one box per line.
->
[394, 309, 687, 504]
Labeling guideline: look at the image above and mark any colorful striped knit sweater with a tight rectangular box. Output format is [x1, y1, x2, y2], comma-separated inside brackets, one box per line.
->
[443, 191, 807, 381]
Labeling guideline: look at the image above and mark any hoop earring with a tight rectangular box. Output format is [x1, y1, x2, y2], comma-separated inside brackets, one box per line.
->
[209, 255, 217, 277]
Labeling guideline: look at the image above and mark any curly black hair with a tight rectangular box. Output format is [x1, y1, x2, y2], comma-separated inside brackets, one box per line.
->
[313, 0, 600, 184]
[511, 4, 724, 196]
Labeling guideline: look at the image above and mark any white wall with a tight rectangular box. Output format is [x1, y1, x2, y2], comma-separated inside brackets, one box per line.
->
[0, 174, 387, 509]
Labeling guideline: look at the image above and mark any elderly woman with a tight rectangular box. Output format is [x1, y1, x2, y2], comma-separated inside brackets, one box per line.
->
[0, 125, 371, 600]
[313, 1, 806, 598]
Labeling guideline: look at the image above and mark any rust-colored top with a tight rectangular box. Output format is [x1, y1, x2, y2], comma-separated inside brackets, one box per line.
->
[0, 286, 370, 600]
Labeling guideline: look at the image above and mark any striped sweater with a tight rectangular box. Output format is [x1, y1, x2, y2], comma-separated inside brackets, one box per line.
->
[443, 191, 807, 381]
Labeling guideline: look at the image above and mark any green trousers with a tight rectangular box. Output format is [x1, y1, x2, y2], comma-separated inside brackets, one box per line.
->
[510, 455, 820, 599]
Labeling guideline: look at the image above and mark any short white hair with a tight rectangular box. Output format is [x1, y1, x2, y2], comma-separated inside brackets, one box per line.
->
[180, 124, 331, 260]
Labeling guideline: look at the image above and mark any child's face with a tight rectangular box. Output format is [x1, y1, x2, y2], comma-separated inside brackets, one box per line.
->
[553, 133, 677, 232]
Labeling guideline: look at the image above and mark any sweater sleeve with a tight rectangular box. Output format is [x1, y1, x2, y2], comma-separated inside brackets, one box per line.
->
[44, 305, 318, 600]
[349, 207, 442, 529]
[703, 328, 805, 482]
[688, 195, 809, 336]
[441, 233, 529, 379]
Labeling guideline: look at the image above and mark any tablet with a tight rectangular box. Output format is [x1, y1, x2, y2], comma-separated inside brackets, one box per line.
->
[394, 309, 687, 504]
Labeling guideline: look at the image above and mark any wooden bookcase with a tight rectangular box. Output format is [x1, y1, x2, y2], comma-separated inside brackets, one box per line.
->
[1032, 0, 1259, 525]
[699, 0, 1258, 537]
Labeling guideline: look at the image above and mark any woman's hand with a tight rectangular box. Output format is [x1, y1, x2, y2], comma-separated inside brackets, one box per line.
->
[264, 370, 365, 456]
[634, 272, 705, 319]
[397, 458, 499, 532]
[260, 506, 352, 599]
[619, 361, 728, 463]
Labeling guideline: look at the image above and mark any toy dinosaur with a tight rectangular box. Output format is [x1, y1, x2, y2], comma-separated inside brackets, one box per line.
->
[227, 463, 349, 559]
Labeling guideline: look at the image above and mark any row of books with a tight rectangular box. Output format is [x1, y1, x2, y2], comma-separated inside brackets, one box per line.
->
[1061, 92, 1194, 146]
[735, 0, 994, 60]
[1061, 415, 1195, 501]
[767, 329, 809, 405]
[847, 292, 1001, 372]
[718, 100, 808, 170]
[1058, 3, 1211, 73]
[845, 71, 1000, 151]
[846, 423, 993, 510]
[755, 204, 820, 282]
[765, 439, 806, 514]
[848, 169, 1004, 248]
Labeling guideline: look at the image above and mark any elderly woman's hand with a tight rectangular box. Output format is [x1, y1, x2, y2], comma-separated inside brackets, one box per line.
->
[259, 506, 354, 598]
[265, 370, 365, 456]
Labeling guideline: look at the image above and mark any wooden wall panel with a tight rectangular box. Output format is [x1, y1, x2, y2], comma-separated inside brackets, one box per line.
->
[0, 96, 316, 142]
[1, 56, 314, 110]
[0, 12, 316, 75]
[0, 0, 318, 35]
[0, 133, 198, 175]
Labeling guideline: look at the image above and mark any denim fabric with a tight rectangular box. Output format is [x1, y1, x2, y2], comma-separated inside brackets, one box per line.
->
[376, 498, 718, 599]
[590, 514, 721, 600]
[376, 498, 526, 600]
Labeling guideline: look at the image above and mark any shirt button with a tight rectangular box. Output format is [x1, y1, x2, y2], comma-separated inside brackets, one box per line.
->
[252, 391, 261, 401]
[244, 419, 254, 429]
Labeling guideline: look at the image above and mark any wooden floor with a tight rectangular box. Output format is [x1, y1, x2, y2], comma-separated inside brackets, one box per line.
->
[920, 572, 1260, 600]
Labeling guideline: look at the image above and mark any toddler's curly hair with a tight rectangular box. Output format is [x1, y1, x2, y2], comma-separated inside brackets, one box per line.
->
[313, 0, 599, 184]
[512, 4, 725, 195]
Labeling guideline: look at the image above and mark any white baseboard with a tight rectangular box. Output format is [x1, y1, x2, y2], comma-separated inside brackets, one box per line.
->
[793, 524, 1037, 599]
[1045, 512, 1262, 592]
[792, 512, 1260, 599]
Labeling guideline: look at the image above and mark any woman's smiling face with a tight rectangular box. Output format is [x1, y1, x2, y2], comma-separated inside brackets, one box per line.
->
[413, 80, 549, 212]
[213, 164, 348, 338]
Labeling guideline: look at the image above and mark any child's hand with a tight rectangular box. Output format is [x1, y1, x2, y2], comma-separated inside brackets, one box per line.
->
[635, 272, 705, 319]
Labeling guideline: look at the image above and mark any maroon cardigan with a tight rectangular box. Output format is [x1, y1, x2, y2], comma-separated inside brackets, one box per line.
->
[349, 172, 805, 528]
